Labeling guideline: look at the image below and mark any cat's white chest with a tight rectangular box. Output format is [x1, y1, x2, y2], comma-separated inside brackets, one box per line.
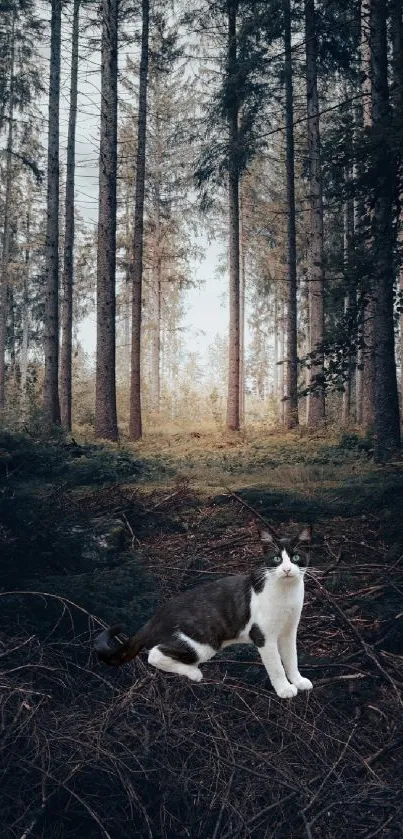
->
[247, 577, 304, 638]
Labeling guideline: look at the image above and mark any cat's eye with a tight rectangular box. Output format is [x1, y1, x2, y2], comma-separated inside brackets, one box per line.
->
[272, 555, 282, 565]
[292, 554, 302, 564]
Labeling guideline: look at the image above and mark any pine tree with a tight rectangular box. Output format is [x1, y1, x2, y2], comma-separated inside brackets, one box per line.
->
[226, 0, 241, 431]
[0, 5, 15, 411]
[305, 0, 325, 426]
[43, 0, 62, 424]
[360, 0, 376, 430]
[390, 0, 403, 426]
[129, 0, 149, 441]
[0, 0, 42, 412]
[60, 0, 80, 431]
[370, 0, 401, 460]
[283, 0, 298, 428]
[95, 0, 118, 440]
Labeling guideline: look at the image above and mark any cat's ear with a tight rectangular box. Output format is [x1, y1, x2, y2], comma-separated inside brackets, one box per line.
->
[296, 526, 312, 545]
[260, 528, 280, 547]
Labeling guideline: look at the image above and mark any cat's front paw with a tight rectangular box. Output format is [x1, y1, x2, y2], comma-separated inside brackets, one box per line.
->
[276, 683, 298, 699]
[293, 676, 313, 691]
[188, 668, 203, 682]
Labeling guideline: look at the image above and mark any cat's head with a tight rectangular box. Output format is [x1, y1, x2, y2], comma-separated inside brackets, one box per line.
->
[260, 525, 312, 581]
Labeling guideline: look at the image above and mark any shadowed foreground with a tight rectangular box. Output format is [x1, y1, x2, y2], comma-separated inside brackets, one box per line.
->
[1, 433, 403, 837]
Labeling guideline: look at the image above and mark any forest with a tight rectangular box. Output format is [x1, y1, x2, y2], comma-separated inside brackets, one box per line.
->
[1, 0, 403, 837]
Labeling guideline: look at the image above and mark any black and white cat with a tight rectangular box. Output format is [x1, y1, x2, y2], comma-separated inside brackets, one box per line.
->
[94, 525, 313, 699]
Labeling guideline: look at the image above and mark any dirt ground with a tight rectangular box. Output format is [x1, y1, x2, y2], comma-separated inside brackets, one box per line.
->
[1, 429, 403, 838]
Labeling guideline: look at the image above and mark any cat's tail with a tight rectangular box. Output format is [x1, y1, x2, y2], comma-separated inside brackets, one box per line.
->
[94, 624, 146, 666]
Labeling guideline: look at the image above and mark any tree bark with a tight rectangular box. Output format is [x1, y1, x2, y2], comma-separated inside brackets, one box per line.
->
[150, 248, 162, 413]
[360, 0, 376, 430]
[390, 0, 403, 424]
[353, 98, 364, 424]
[150, 101, 162, 415]
[371, 0, 401, 460]
[279, 302, 285, 425]
[226, 0, 241, 432]
[95, 0, 118, 440]
[305, 0, 325, 426]
[129, 0, 149, 440]
[122, 180, 131, 378]
[239, 184, 246, 426]
[274, 281, 279, 403]
[60, 0, 80, 431]
[0, 8, 15, 411]
[20, 204, 31, 419]
[283, 0, 298, 429]
[8, 284, 16, 381]
[43, 0, 61, 424]
[342, 186, 354, 425]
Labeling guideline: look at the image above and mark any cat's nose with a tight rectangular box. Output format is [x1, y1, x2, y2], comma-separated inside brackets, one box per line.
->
[283, 569, 291, 576]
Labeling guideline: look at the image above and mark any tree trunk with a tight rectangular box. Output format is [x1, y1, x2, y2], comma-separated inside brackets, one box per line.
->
[279, 303, 285, 425]
[273, 282, 279, 403]
[342, 188, 354, 425]
[43, 0, 61, 424]
[8, 285, 16, 382]
[342, 302, 352, 425]
[305, 0, 325, 426]
[360, 0, 376, 429]
[129, 0, 149, 440]
[95, 0, 118, 440]
[353, 99, 364, 423]
[20, 205, 31, 418]
[239, 182, 246, 426]
[226, 0, 240, 432]
[151, 104, 162, 415]
[150, 261, 162, 413]
[60, 0, 80, 431]
[371, 0, 401, 460]
[122, 181, 131, 377]
[0, 9, 15, 411]
[303, 271, 311, 422]
[283, 0, 298, 429]
[390, 0, 403, 424]
[400, 265, 403, 424]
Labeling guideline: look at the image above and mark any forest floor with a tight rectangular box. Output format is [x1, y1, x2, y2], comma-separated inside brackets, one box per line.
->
[1, 426, 403, 838]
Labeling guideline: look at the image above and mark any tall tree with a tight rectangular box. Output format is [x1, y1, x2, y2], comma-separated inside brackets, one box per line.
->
[342, 180, 354, 425]
[60, 0, 80, 431]
[370, 0, 401, 460]
[360, 0, 376, 429]
[390, 0, 403, 425]
[239, 182, 246, 425]
[129, 0, 149, 441]
[305, 0, 325, 426]
[43, 0, 61, 424]
[226, 0, 241, 432]
[96, 0, 118, 440]
[20, 196, 31, 418]
[0, 5, 15, 411]
[354, 99, 364, 424]
[283, 0, 298, 428]
[144, 15, 188, 416]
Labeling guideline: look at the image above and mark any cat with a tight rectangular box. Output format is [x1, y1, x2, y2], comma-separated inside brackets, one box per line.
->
[94, 525, 313, 699]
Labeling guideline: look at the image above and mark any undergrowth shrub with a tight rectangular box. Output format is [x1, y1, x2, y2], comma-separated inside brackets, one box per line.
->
[338, 431, 374, 453]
